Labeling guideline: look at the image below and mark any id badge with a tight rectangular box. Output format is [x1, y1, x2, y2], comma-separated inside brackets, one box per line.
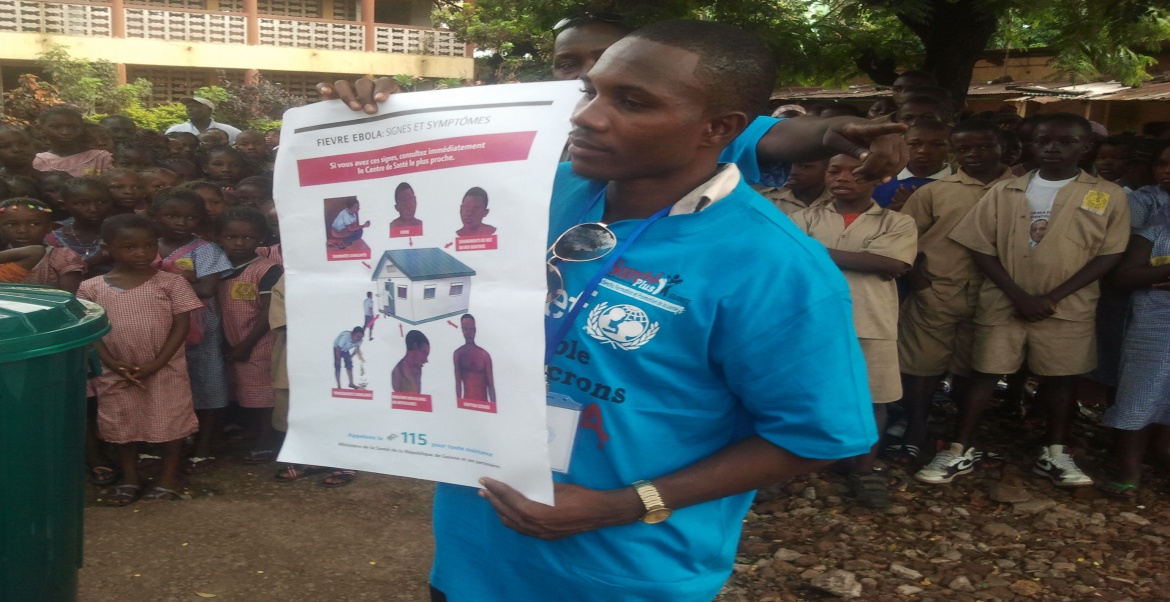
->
[1151, 255, 1170, 267]
[1080, 191, 1110, 215]
[546, 393, 583, 474]
[231, 281, 258, 301]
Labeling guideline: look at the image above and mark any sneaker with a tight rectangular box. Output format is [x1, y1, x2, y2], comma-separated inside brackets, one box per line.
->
[914, 442, 977, 484]
[1033, 445, 1093, 487]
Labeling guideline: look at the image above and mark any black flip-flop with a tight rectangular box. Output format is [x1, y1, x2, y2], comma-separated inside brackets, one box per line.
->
[275, 464, 327, 482]
[320, 470, 357, 488]
[89, 464, 121, 486]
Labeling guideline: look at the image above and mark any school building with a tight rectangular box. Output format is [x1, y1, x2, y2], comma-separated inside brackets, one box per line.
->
[0, 0, 474, 104]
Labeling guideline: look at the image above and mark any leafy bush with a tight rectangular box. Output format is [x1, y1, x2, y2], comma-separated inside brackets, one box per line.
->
[2, 74, 64, 126]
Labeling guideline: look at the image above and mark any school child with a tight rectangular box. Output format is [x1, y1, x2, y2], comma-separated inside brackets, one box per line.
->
[77, 213, 203, 505]
[160, 157, 200, 183]
[150, 189, 234, 474]
[1128, 142, 1170, 230]
[32, 107, 113, 176]
[999, 129, 1023, 169]
[165, 132, 200, 162]
[791, 153, 917, 508]
[112, 144, 155, 173]
[46, 177, 114, 275]
[139, 167, 179, 201]
[894, 95, 952, 128]
[216, 206, 283, 463]
[230, 175, 273, 209]
[202, 146, 248, 190]
[1099, 199, 1170, 498]
[0, 126, 41, 179]
[180, 180, 228, 238]
[1094, 136, 1133, 189]
[886, 120, 1013, 465]
[83, 123, 115, 153]
[102, 168, 146, 216]
[0, 198, 84, 293]
[2, 175, 39, 200]
[269, 276, 357, 487]
[873, 120, 952, 208]
[234, 130, 271, 171]
[916, 113, 1130, 487]
[36, 170, 70, 210]
[755, 159, 830, 215]
[0, 244, 45, 281]
[199, 128, 230, 150]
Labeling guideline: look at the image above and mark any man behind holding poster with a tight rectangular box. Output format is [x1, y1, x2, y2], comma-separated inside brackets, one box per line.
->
[324, 19, 907, 602]
[453, 314, 495, 404]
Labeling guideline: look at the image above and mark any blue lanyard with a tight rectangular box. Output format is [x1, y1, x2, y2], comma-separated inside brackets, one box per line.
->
[544, 187, 670, 364]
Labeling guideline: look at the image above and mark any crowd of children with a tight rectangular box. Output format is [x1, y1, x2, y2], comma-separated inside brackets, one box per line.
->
[4, 81, 1170, 512]
[763, 76, 1170, 508]
[0, 105, 355, 505]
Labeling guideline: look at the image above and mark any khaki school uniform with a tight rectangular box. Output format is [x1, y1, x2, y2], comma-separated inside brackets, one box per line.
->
[898, 167, 1013, 377]
[792, 201, 918, 402]
[950, 170, 1130, 376]
[754, 185, 832, 216]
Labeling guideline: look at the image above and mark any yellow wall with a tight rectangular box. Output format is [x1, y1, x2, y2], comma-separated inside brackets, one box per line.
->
[0, 32, 472, 79]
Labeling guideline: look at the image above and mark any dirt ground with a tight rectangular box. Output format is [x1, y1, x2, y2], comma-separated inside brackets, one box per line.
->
[80, 461, 435, 602]
[78, 392, 1170, 601]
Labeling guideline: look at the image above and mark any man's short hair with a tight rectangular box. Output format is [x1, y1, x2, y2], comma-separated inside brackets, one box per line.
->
[898, 95, 953, 119]
[896, 69, 938, 86]
[463, 186, 489, 207]
[352, 326, 365, 334]
[461, 313, 475, 323]
[907, 119, 952, 135]
[627, 20, 776, 117]
[395, 182, 413, 198]
[1031, 112, 1092, 138]
[556, 13, 633, 36]
[405, 330, 429, 350]
[951, 119, 999, 137]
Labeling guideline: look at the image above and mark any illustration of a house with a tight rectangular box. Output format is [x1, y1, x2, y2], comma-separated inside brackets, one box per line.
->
[371, 248, 476, 325]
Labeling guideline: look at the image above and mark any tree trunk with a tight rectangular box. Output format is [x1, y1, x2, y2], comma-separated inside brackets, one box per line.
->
[896, 0, 999, 110]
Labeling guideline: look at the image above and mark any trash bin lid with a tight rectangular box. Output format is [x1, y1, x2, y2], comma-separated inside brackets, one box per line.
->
[0, 284, 109, 363]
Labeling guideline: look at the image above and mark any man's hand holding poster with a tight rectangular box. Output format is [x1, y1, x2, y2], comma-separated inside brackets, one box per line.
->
[275, 81, 581, 504]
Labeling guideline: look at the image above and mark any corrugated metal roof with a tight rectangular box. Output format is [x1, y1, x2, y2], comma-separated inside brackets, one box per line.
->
[771, 76, 1170, 103]
[375, 248, 476, 281]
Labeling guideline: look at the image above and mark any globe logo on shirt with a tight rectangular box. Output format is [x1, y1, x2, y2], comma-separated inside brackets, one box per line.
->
[585, 302, 659, 351]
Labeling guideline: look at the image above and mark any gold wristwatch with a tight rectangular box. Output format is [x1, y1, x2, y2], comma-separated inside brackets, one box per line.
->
[632, 480, 672, 524]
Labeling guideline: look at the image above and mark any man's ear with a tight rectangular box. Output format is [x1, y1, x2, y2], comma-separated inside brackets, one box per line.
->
[702, 112, 749, 150]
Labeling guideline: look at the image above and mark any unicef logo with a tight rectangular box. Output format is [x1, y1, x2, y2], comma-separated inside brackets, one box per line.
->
[585, 302, 659, 351]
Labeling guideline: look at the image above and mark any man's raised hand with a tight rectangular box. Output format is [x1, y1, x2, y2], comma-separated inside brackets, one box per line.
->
[823, 120, 909, 184]
[316, 77, 401, 114]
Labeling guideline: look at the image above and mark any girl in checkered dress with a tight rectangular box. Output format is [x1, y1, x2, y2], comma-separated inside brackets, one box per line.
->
[151, 189, 234, 475]
[216, 206, 283, 463]
[78, 214, 203, 505]
[1102, 148, 1170, 498]
[0, 197, 84, 293]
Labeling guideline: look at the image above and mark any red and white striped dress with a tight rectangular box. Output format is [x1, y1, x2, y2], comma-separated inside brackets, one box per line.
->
[77, 271, 202, 443]
[256, 243, 283, 265]
[219, 257, 280, 408]
[23, 246, 84, 289]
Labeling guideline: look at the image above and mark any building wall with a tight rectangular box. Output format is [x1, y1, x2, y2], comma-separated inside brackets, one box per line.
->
[390, 276, 470, 324]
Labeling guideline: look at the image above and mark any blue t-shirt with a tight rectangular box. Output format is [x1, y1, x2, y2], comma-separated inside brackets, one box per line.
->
[717, 115, 785, 187]
[873, 176, 938, 207]
[429, 165, 876, 599]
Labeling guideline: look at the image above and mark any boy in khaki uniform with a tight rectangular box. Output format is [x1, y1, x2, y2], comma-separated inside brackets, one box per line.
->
[916, 113, 1130, 487]
[793, 153, 917, 508]
[887, 120, 1014, 465]
[755, 159, 831, 215]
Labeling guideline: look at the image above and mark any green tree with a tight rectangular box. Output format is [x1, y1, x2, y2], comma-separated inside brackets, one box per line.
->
[434, 0, 1170, 104]
[195, 74, 304, 131]
[37, 44, 152, 115]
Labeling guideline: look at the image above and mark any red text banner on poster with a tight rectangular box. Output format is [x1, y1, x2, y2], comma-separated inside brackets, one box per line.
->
[392, 393, 433, 412]
[298, 132, 538, 186]
[457, 398, 498, 414]
[332, 388, 374, 400]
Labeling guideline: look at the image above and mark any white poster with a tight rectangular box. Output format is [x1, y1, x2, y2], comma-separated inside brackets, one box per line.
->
[274, 81, 581, 504]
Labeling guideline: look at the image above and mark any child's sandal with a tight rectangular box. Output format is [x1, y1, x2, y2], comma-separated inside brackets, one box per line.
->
[320, 470, 357, 488]
[275, 464, 327, 482]
[104, 484, 141, 507]
[140, 486, 181, 501]
[879, 444, 920, 466]
[243, 449, 276, 465]
[89, 464, 121, 486]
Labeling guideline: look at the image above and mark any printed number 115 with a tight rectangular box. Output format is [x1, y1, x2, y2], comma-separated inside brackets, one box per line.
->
[402, 432, 427, 446]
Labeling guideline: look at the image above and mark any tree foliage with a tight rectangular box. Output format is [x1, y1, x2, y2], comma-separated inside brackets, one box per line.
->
[37, 44, 152, 115]
[1, 74, 64, 126]
[195, 74, 304, 131]
[434, 0, 1170, 102]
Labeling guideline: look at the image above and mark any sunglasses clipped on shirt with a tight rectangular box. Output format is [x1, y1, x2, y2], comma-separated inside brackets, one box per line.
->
[546, 221, 618, 303]
[552, 12, 626, 33]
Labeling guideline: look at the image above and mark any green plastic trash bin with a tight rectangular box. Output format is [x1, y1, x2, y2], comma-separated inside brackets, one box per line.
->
[0, 284, 109, 602]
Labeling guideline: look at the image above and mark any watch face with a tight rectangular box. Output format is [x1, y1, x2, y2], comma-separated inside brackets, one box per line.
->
[643, 507, 673, 524]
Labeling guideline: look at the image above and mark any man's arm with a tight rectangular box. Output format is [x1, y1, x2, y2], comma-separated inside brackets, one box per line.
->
[826, 249, 910, 280]
[1113, 235, 1170, 290]
[756, 117, 909, 183]
[479, 436, 828, 540]
[970, 252, 1054, 322]
[453, 350, 463, 399]
[1045, 254, 1124, 303]
[485, 353, 496, 404]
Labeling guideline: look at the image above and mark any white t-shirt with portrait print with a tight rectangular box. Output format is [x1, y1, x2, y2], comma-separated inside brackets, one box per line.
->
[1025, 174, 1076, 248]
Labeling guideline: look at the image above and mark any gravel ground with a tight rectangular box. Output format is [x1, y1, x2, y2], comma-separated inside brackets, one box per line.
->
[77, 394, 1168, 601]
